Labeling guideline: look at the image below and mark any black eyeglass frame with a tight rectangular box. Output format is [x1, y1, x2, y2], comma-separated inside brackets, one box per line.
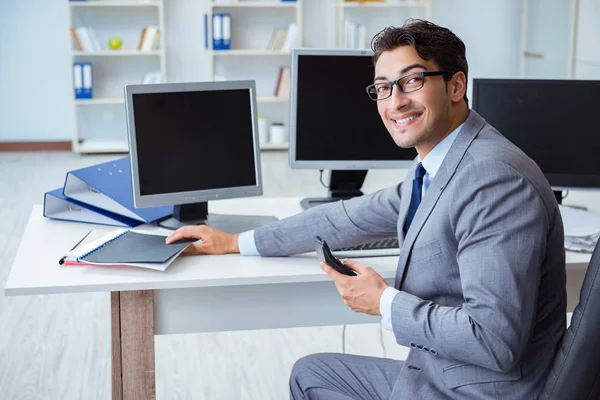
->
[365, 71, 453, 101]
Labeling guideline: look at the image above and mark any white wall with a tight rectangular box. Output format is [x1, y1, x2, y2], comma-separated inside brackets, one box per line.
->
[0, 0, 74, 141]
[429, 0, 523, 101]
[574, 0, 600, 79]
[0, 0, 526, 142]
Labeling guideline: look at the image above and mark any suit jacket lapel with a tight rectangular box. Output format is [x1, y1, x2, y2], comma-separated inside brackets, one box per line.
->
[394, 111, 487, 288]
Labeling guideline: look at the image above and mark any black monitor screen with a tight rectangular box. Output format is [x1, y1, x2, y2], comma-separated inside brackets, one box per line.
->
[473, 79, 600, 188]
[132, 89, 257, 196]
[295, 55, 417, 162]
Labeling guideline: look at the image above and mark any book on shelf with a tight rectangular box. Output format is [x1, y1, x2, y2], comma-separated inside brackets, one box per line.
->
[281, 23, 298, 51]
[274, 66, 291, 98]
[344, 20, 367, 49]
[266, 23, 298, 51]
[138, 26, 160, 51]
[267, 27, 287, 50]
[72, 26, 102, 52]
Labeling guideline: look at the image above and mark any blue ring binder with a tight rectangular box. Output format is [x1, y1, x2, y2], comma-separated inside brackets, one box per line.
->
[77, 230, 130, 263]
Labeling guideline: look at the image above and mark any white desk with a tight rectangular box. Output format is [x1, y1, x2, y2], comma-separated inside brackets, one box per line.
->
[5, 197, 591, 400]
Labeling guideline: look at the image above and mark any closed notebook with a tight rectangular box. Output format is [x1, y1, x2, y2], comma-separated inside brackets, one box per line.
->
[63, 228, 196, 271]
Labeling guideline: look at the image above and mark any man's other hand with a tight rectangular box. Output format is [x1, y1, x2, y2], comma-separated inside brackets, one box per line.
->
[165, 225, 240, 255]
[321, 259, 389, 316]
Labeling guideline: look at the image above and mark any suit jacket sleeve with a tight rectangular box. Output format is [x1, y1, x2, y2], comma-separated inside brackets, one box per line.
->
[254, 183, 403, 256]
[390, 160, 555, 373]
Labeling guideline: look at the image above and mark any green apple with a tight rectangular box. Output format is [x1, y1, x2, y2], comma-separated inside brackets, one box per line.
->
[108, 37, 123, 50]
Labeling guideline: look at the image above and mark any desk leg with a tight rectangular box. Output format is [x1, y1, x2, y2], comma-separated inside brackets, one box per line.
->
[111, 290, 155, 400]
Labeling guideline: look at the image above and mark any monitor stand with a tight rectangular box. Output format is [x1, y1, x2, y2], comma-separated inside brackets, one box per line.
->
[554, 190, 588, 211]
[300, 170, 368, 210]
[158, 202, 278, 233]
[554, 190, 563, 205]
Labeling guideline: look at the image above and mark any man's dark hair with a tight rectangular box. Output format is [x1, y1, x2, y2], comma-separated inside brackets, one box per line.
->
[371, 19, 469, 105]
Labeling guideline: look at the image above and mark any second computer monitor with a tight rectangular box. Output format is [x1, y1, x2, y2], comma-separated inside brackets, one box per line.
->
[289, 49, 417, 208]
[472, 78, 600, 201]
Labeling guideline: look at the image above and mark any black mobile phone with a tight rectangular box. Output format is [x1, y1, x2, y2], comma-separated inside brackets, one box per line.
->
[314, 236, 357, 276]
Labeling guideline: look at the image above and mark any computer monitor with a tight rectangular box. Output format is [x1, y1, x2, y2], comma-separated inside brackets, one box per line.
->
[289, 49, 417, 209]
[124, 80, 277, 231]
[472, 78, 600, 203]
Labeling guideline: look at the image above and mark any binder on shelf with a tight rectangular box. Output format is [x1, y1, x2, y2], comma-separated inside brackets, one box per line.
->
[204, 13, 209, 49]
[62, 157, 174, 224]
[81, 62, 93, 99]
[221, 13, 231, 50]
[73, 63, 83, 99]
[212, 13, 223, 50]
[44, 188, 140, 227]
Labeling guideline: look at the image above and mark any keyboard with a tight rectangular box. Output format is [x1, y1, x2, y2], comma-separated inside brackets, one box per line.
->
[332, 237, 400, 258]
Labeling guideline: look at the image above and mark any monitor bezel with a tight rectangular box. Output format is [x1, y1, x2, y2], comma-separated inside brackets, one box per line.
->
[124, 80, 263, 209]
[472, 78, 600, 190]
[288, 48, 415, 170]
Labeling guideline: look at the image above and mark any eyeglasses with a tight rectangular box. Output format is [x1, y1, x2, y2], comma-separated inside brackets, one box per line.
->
[365, 71, 450, 101]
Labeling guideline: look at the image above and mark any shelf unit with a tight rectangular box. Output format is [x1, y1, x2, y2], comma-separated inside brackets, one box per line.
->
[208, 0, 303, 151]
[336, 0, 430, 49]
[67, 0, 166, 153]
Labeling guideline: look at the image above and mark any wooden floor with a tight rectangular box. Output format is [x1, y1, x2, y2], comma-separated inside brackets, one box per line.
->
[0, 151, 412, 399]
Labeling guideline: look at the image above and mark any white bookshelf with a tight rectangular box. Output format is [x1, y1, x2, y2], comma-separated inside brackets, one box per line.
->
[210, 49, 291, 56]
[72, 50, 163, 56]
[67, 0, 166, 154]
[75, 97, 124, 105]
[69, 1, 161, 8]
[211, 1, 298, 8]
[257, 96, 288, 103]
[336, 0, 430, 49]
[208, 0, 303, 151]
[259, 142, 290, 150]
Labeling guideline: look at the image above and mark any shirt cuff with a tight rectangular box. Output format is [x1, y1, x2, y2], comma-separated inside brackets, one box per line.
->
[238, 230, 260, 256]
[380, 286, 400, 332]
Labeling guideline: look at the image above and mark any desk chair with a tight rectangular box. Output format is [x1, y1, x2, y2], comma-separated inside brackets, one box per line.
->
[540, 240, 600, 399]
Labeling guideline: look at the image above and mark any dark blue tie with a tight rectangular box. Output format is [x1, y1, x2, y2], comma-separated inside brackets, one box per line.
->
[404, 163, 427, 233]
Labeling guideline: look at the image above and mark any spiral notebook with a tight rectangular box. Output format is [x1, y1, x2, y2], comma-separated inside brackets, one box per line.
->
[62, 228, 196, 271]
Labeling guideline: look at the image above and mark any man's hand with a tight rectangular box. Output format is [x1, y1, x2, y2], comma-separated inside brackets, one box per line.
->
[165, 225, 240, 255]
[321, 259, 389, 315]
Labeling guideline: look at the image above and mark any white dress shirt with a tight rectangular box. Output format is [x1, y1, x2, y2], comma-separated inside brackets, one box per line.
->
[239, 123, 464, 332]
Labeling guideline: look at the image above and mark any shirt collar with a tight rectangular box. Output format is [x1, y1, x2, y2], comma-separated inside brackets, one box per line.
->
[417, 123, 464, 179]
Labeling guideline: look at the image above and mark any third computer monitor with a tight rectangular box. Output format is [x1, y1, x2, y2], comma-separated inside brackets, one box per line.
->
[289, 49, 417, 208]
[472, 78, 600, 201]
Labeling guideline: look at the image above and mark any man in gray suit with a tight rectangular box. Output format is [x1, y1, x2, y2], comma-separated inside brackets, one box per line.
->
[167, 19, 566, 400]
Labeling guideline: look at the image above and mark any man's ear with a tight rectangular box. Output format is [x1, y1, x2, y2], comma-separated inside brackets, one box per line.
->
[449, 71, 467, 104]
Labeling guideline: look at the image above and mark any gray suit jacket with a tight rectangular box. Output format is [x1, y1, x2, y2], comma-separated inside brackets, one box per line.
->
[254, 111, 566, 399]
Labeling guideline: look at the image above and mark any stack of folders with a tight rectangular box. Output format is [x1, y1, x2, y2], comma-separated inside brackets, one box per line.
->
[62, 228, 196, 271]
[559, 205, 600, 253]
[43, 157, 173, 227]
[73, 62, 93, 99]
[211, 13, 231, 50]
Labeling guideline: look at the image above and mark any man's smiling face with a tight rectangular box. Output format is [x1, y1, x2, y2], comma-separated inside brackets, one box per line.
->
[374, 45, 453, 158]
